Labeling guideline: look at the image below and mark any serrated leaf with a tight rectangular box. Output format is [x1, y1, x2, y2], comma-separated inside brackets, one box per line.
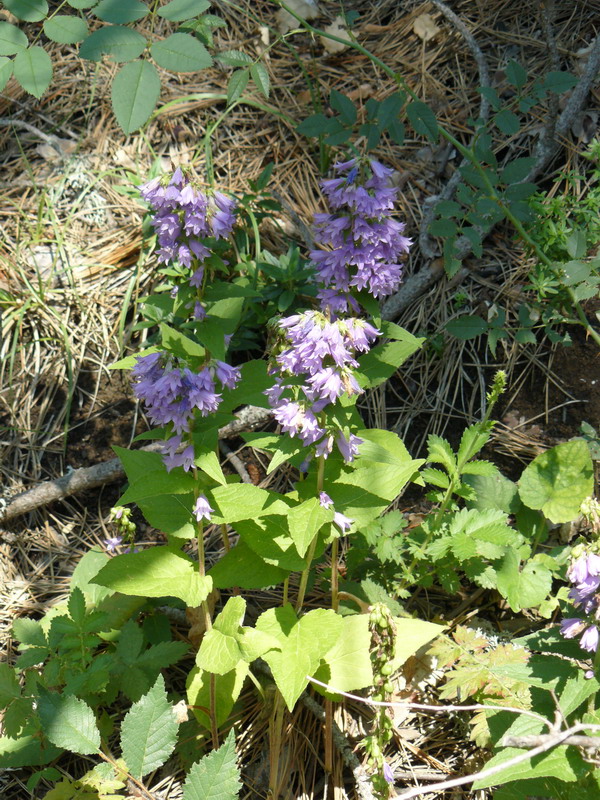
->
[120, 675, 179, 779]
[151, 32, 212, 72]
[250, 62, 269, 97]
[94, 0, 148, 23]
[227, 68, 248, 105]
[43, 15, 88, 44]
[3, 0, 48, 22]
[446, 315, 487, 340]
[158, 0, 210, 21]
[518, 440, 594, 523]
[79, 26, 147, 62]
[505, 59, 527, 88]
[0, 22, 27, 55]
[329, 88, 356, 125]
[427, 434, 457, 475]
[38, 690, 100, 755]
[494, 109, 520, 135]
[0, 664, 20, 708]
[183, 728, 241, 800]
[112, 59, 160, 134]
[218, 49, 252, 67]
[93, 546, 212, 606]
[406, 100, 438, 141]
[13, 46, 52, 98]
[0, 56, 12, 90]
[297, 112, 328, 137]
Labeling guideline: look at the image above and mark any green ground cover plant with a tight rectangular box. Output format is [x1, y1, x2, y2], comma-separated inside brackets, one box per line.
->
[1, 2, 600, 799]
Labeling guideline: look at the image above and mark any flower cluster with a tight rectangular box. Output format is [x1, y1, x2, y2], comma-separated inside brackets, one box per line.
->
[310, 158, 412, 313]
[132, 351, 240, 472]
[560, 550, 600, 653]
[140, 167, 237, 275]
[267, 310, 377, 460]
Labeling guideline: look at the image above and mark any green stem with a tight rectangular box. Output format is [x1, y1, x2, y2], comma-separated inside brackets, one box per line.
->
[331, 537, 339, 612]
[295, 454, 326, 611]
[268, 692, 286, 799]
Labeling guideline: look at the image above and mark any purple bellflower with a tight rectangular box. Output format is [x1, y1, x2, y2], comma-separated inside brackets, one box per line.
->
[560, 550, 600, 654]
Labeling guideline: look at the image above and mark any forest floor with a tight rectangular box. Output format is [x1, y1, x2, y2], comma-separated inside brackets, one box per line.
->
[1, 0, 599, 797]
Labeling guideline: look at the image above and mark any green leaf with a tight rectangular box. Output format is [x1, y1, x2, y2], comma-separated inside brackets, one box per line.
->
[297, 113, 328, 137]
[151, 33, 212, 72]
[217, 49, 253, 66]
[427, 434, 457, 475]
[391, 618, 444, 670]
[329, 88, 356, 125]
[250, 61, 269, 97]
[406, 100, 438, 141]
[114, 446, 195, 503]
[160, 322, 205, 359]
[13, 46, 52, 98]
[505, 59, 527, 88]
[227, 68, 248, 105]
[93, 546, 213, 606]
[357, 333, 424, 389]
[38, 690, 100, 755]
[464, 472, 521, 514]
[473, 739, 585, 789]
[313, 615, 373, 695]
[120, 675, 178, 779]
[112, 60, 160, 134]
[543, 70, 577, 94]
[518, 440, 594, 523]
[68, 0, 99, 7]
[446, 315, 487, 339]
[43, 15, 88, 44]
[94, 0, 149, 23]
[287, 497, 333, 558]
[3, 0, 48, 22]
[500, 157, 536, 184]
[183, 728, 241, 800]
[158, 0, 210, 21]
[137, 493, 195, 540]
[79, 26, 147, 62]
[0, 735, 62, 769]
[494, 109, 520, 135]
[0, 56, 13, 90]
[0, 664, 20, 708]
[495, 550, 552, 612]
[257, 605, 343, 710]
[209, 483, 290, 524]
[0, 23, 27, 56]
[235, 517, 305, 571]
[187, 663, 248, 730]
[208, 540, 288, 590]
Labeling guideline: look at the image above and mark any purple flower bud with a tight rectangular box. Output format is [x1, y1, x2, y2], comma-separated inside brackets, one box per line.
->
[581, 625, 599, 653]
[104, 536, 123, 552]
[382, 762, 394, 785]
[215, 361, 241, 390]
[319, 492, 333, 509]
[336, 432, 362, 462]
[333, 511, 353, 534]
[194, 494, 214, 522]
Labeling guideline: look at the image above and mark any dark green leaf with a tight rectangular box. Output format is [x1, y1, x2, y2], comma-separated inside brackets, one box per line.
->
[406, 100, 438, 141]
[81, 26, 147, 62]
[250, 62, 269, 98]
[0, 57, 14, 89]
[13, 45, 52, 98]
[157, 0, 210, 21]
[429, 218, 457, 237]
[94, 0, 148, 23]
[151, 33, 212, 72]
[3, 0, 48, 22]
[494, 109, 520, 135]
[387, 118, 404, 145]
[208, 540, 288, 589]
[43, 15, 88, 44]
[377, 91, 404, 128]
[477, 86, 501, 110]
[112, 60, 160, 133]
[500, 157, 537, 184]
[446, 315, 487, 339]
[329, 89, 356, 125]
[297, 113, 328, 137]
[543, 70, 577, 94]
[227, 68, 248, 105]
[217, 49, 252, 67]
[505, 60, 527, 88]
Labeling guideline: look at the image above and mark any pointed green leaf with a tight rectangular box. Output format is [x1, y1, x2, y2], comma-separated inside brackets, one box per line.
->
[218, 49, 252, 67]
[13, 46, 52, 98]
[79, 26, 147, 62]
[0, 22, 27, 55]
[391, 618, 444, 670]
[250, 62, 269, 97]
[208, 540, 288, 590]
[287, 497, 332, 557]
[227, 68, 248, 105]
[120, 675, 179, 779]
[209, 483, 290, 524]
[93, 547, 212, 606]
[157, 0, 210, 20]
[0, 664, 20, 708]
[43, 15, 88, 44]
[112, 60, 160, 134]
[183, 728, 241, 800]
[406, 100, 438, 141]
[313, 615, 373, 694]
[94, 0, 149, 23]
[187, 663, 248, 730]
[151, 33, 212, 72]
[38, 690, 100, 755]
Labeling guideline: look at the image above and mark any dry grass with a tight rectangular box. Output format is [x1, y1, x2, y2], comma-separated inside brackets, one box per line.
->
[1, 0, 599, 796]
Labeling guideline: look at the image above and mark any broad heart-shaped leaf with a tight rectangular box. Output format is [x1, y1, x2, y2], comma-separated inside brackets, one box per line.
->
[3, 0, 48, 22]
[257, 605, 343, 710]
[112, 60, 160, 135]
[94, 0, 149, 23]
[0, 22, 27, 56]
[13, 46, 52, 98]
[43, 15, 88, 44]
[518, 440, 593, 523]
[235, 516, 305, 571]
[209, 483, 290, 524]
[158, 0, 210, 21]
[120, 675, 178, 779]
[138, 493, 195, 540]
[114, 446, 195, 504]
[183, 728, 241, 800]
[151, 33, 212, 72]
[208, 540, 289, 590]
[313, 615, 373, 696]
[495, 550, 552, 612]
[357, 332, 424, 389]
[79, 25, 146, 62]
[187, 663, 248, 730]
[92, 547, 212, 607]
[37, 689, 100, 755]
[219, 359, 272, 411]
[391, 618, 445, 671]
[287, 497, 333, 557]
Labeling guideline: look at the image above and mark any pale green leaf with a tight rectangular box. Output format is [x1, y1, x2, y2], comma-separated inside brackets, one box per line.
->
[227, 68, 248, 105]
[157, 0, 210, 21]
[518, 440, 594, 523]
[0, 22, 27, 56]
[0, 56, 13, 90]
[13, 46, 52, 98]
[0, 664, 20, 708]
[94, 0, 149, 23]
[391, 618, 444, 670]
[250, 62, 269, 97]
[183, 728, 241, 800]
[313, 615, 373, 694]
[151, 33, 212, 72]
[3, 0, 48, 22]
[111, 60, 160, 134]
[287, 497, 332, 557]
[495, 550, 552, 612]
[187, 663, 248, 731]
[38, 690, 100, 755]
[43, 15, 88, 44]
[120, 675, 178, 779]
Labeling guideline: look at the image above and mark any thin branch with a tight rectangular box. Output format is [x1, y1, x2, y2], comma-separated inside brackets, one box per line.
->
[219, 440, 252, 483]
[0, 405, 270, 525]
[504, 733, 600, 749]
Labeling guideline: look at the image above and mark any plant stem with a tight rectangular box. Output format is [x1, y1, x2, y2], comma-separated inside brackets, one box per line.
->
[331, 537, 339, 612]
[268, 692, 286, 799]
[295, 454, 326, 611]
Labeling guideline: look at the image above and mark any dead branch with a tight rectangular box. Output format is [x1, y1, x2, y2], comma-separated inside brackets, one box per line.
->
[504, 734, 600, 749]
[0, 405, 270, 525]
